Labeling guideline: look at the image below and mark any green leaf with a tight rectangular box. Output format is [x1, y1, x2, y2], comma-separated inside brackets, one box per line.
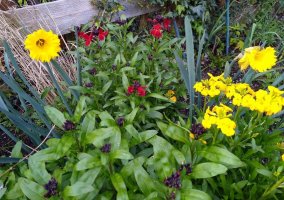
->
[74, 96, 87, 123]
[5, 183, 24, 199]
[111, 173, 129, 200]
[110, 150, 134, 160]
[81, 110, 97, 133]
[130, 52, 139, 66]
[133, 160, 156, 195]
[191, 162, 227, 179]
[75, 155, 101, 171]
[125, 107, 139, 123]
[11, 141, 23, 158]
[28, 157, 51, 185]
[102, 80, 113, 94]
[148, 93, 170, 101]
[157, 121, 189, 143]
[122, 72, 129, 91]
[181, 189, 212, 200]
[44, 106, 66, 130]
[63, 182, 94, 197]
[85, 127, 120, 147]
[199, 146, 246, 168]
[18, 178, 45, 200]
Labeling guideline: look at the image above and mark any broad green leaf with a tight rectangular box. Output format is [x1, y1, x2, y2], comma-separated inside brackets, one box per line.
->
[81, 110, 97, 133]
[133, 160, 156, 195]
[5, 183, 24, 199]
[181, 189, 212, 200]
[44, 106, 66, 130]
[63, 182, 94, 197]
[74, 96, 87, 123]
[130, 52, 139, 66]
[199, 146, 246, 168]
[110, 150, 134, 160]
[28, 157, 51, 185]
[122, 72, 129, 91]
[18, 178, 45, 200]
[11, 141, 23, 158]
[0, 181, 6, 199]
[102, 80, 112, 94]
[191, 162, 227, 179]
[111, 173, 129, 200]
[157, 121, 189, 143]
[148, 93, 171, 101]
[125, 107, 139, 123]
[78, 168, 101, 184]
[85, 127, 120, 147]
[99, 111, 116, 127]
[75, 156, 101, 171]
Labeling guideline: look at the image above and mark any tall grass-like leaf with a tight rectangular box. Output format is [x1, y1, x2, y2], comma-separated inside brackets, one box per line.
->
[0, 71, 52, 131]
[196, 31, 206, 107]
[225, 0, 230, 55]
[75, 27, 82, 87]
[0, 107, 42, 146]
[51, 60, 79, 101]
[0, 96, 8, 111]
[0, 157, 22, 164]
[3, 41, 44, 105]
[44, 63, 72, 115]
[272, 72, 284, 86]
[244, 23, 256, 48]
[185, 16, 196, 121]
[174, 51, 190, 93]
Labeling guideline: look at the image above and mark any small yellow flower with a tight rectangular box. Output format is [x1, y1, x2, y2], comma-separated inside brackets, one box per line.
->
[282, 154, 284, 161]
[170, 96, 177, 103]
[24, 29, 61, 62]
[166, 90, 175, 97]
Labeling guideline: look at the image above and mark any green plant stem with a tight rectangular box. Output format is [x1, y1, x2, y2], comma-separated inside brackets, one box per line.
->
[260, 176, 284, 199]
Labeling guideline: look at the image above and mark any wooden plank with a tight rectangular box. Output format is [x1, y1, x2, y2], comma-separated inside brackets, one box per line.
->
[1, 0, 158, 34]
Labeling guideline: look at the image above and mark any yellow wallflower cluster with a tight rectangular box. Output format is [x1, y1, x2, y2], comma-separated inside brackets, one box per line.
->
[193, 73, 232, 97]
[202, 104, 236, 136]
[238, 46, 277, 72]
[194, 74, 284, 116]
[226, 84, 284, 116]
[165, 90, 177, 103]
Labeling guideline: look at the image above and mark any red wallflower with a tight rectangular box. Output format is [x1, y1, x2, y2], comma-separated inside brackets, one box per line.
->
[150, 23, 163, 39]
[78, 32, 93, 46]
[163, 18, 171, 31]
[137, 86, 146, 96]
[127, 86, 135, 94]
[98, 28, 108, 41]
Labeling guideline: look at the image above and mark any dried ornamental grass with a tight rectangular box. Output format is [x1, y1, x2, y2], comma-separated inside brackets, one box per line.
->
[0, 5, 75, 102]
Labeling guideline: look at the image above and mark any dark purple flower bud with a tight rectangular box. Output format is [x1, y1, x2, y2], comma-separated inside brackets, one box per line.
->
[164, 171, 181, 189]
[44, 177, 58, 198]
[88, 68, 97, 75]
[260, 157, 269, 165]
[112, 64, 117, 71]
[85, 82, 93, 88]
[63, 120, 76, 131]
[93, 28, 99, 36]
[155, 15, 164, 23]
[116, 117, 124, 127]
[167, 192, 176, 200]
[133, 80, 141, 90]
[190, 123, 206, 138]
[148, 54, 153, 61]
[100, 143, 111, 153]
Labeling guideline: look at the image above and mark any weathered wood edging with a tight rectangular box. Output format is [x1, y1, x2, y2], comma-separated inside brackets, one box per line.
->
[1, 0, 158, 34]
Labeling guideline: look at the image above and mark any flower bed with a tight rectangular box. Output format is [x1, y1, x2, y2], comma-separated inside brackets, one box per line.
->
[0, 9, 284, 200]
